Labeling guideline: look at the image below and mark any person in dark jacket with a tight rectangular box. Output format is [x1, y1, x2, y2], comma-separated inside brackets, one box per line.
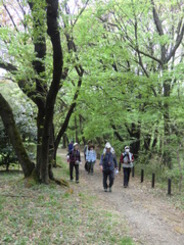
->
[68, 141, 73, 153]
[69, 142, 81, 183]
[100, 142, 118, 192]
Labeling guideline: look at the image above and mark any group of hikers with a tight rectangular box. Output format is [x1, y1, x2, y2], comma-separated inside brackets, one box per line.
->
[67, 140, 134, 192]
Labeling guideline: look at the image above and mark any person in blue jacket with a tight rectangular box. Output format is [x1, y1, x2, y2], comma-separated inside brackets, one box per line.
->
[68, 141, 73, 153]
[100, 142, 118, 192]
[86, 144, 96, 175]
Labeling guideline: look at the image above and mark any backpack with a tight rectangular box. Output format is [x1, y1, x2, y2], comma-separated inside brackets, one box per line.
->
[102, 152, 114, 170]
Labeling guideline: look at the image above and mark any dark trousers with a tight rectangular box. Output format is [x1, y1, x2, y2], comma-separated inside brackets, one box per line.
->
[103, 170, 114, 189]
[123, 167, 131, 187]
[88, 161, 95, 174]
[70, 162, 79, 181]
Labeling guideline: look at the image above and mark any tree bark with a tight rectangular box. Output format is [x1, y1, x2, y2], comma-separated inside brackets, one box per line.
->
[40, 0, 63, 183]
[126, 123, 141, 159]
[163, 78, 172, 168]
[0, 94, 35, 177]
[28, 1, 47, 178]
[54, 77, 83, 158]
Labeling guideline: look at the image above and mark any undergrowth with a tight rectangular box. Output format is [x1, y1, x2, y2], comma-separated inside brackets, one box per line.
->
[0, 156, 134, 245]
[135, 156, 184, 210]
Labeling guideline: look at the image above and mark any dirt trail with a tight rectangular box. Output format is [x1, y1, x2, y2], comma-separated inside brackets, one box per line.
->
[58, 149, 184, 245]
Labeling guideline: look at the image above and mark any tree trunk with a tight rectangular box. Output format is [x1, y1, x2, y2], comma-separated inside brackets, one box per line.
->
[36, 108, 45, 178]
[74, 116, 79, 143]
[40, 0, 63, 184]
[62, 133, 68, 149]
[163, 79, 172, 168]
[127, 123, 141, 159]
[48, 124, 55, 179]
[0, 94, 35, 177]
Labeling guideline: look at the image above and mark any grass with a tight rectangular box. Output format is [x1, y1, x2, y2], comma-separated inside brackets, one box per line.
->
[0, 156, 135, 245]
[134, 160, 184, 210]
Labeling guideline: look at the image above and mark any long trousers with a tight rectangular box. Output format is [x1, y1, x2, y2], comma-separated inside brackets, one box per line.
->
[88, 161, 95, 174]
[70, 162, 79, 181]
[123, 167, 131, 187]
[103, 170, 114, 189]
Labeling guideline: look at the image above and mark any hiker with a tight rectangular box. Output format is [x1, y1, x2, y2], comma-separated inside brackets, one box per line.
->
[68, 140, 73, 153]
[103, 141, 115, 154]
[84, 140, 91, 161]
[100, 142, 118, 192]
[86, 144, 96, 175]
[111, 148, 118, 172]
[69, 142, 81, 183]
[119, 146, 134, 188]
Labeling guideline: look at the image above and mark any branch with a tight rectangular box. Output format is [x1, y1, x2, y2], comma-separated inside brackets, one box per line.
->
[0, 194, 31, 198]
[151, 0, 167, 62]
[72, 0, 90, 27]
[13, 0, 27, 29]
[111, 124, 123, 142]
[16, 0, 26, 16]
[135, 48, 162, 65]
[0, 60, 17, 72]
[3, 4, 19, 32]
[0, 93, 35, 177]
[125, 123, 132, 136]
[166, 24, 184, 63]
[151, 0, 164, 36]
[55, 76, 83, 149]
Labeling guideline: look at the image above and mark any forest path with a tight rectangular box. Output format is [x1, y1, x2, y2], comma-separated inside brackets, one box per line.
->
[58, 149, 184, 245]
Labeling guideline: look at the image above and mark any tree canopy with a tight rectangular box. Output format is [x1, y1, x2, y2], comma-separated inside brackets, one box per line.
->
[0, 0, 184, 186]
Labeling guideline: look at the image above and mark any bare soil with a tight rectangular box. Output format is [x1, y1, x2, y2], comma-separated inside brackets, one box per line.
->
[58, 149, 184, 245]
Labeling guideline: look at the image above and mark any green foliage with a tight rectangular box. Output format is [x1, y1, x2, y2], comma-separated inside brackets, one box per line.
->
[0, 125, 18, 169]
[0, 81, 37, 140]
[1, 0, 184, 188]
[0, 81, 37, 166]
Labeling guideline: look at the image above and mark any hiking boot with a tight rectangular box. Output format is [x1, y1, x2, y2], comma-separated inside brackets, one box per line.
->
[76, 180, 79, 184]
[104, 189, 107, 192]
[109, 188, 112, 192]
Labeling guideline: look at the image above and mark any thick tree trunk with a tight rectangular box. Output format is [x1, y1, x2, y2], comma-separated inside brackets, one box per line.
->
[0, 94, 35, 177]
[40, 0, 63, 184]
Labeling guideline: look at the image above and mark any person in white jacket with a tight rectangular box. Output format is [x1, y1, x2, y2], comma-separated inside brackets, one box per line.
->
[119, 146, 134, 188]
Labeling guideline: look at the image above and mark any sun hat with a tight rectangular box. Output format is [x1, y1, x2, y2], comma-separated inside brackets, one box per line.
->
[105, 142, 111, 148]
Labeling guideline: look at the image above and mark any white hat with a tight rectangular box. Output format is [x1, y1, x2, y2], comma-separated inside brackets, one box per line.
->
[73, 142, 78, 147]
[125, 146, 129, 149]
[105, 142, 111, 148]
